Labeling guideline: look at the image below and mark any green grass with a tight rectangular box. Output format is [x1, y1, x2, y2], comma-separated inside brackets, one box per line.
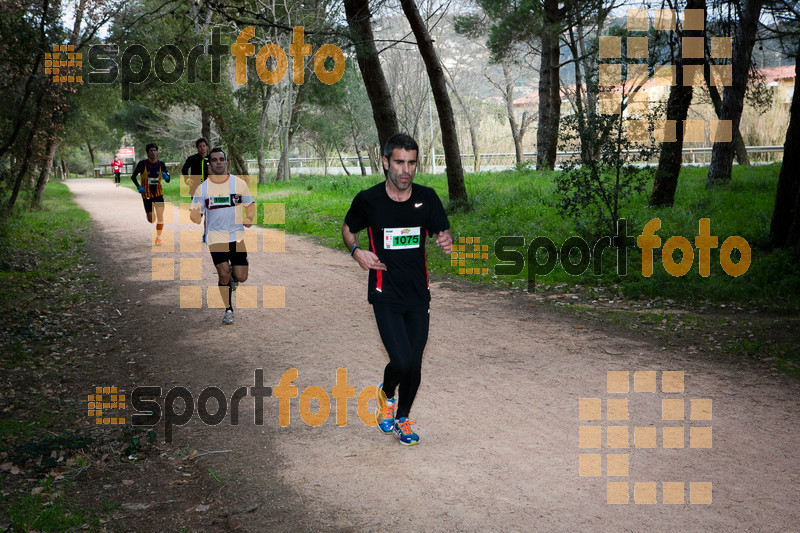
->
[0, 182, 95, 311]
[151, 163, 799, 309]
[0, 419, 33, 438]
[6, 493, 99, 532]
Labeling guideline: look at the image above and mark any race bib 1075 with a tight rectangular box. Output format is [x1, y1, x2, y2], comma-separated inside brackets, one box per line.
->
[384, 227, 421, 249]
[210, 195, 231, 207]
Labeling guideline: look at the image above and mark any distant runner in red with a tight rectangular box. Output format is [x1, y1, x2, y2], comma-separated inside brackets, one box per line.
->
[111, 156, 123, 186]
[130, 143, 170, 245]
[342, 133, 453, 446]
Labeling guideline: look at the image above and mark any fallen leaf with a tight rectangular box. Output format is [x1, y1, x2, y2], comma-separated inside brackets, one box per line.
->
[122, 479, 134, 486]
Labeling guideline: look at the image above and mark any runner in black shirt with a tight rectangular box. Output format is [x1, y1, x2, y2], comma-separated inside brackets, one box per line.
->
[181, 137, 209, 191]
[182, 138, 210, 244]
[342, 133, 453, 446]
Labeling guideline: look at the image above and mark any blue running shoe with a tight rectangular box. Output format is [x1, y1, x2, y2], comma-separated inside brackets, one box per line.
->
[376, 383, 396, 434]
[393, 417, 419, 445]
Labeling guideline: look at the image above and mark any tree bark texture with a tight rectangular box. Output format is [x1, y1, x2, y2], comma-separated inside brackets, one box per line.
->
[704, 53, 749, 165]
[343, 0, 400, 151]
[32, 138, 59, 209]
[443, 65, 481, 172]
[202, 109, 212, 143]
[6, 93, 44, 212]
[706, 0, 764, 187]
[535, 0, 561, 171]
[650, 0, 706, 207]
[769, 42, 800, 251]
[399, 0, 467, 201]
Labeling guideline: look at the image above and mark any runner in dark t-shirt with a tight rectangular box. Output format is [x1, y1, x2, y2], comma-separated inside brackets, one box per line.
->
[182, 138, 210, 244]
[342, 133, 453, 446]
[345, 182, 449, 305]
[131, 143, 170, 245]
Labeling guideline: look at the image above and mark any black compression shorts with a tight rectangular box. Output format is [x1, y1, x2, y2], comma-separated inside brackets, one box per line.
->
[142, 195, 165, 213]
[210, 241, 248, 266]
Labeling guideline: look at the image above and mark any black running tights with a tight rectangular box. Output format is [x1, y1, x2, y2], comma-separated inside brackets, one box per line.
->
[373, 302, 430, 419]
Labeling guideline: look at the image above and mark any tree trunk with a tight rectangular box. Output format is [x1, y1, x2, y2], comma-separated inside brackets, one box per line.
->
[566, 24, 588, 161]
[399, 0, 467, 201]
[704, 62, 749, 165]
[32, 138, 59, 209]
[211, 112, 247, 175]
[355, 144, 367, 175]
[536, 0, 561, 171]
[202, 110, 212, 144]
[6, 94, 44, 211]
[343, 0, 399, 151]
[257, 85, 271, 183]
[368, 144, 380, 174]
[443, 65, 480, 172]
[501, 62, 524, 165]
[86, 139, 96, 171]
[228, 145, 247, 176]
[276, 83, 303, 182]
[769, 42, 800, 250]
[0, 0, 51, 161]
[706, 0, 764, 187]
[336, 147, 351, 176]
[650, 0, 706, 207]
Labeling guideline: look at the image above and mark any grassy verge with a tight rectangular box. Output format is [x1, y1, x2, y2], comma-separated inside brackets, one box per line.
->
[0, 182, 155, 531]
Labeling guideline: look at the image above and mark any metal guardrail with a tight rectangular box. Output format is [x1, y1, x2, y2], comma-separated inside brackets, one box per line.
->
[243, 145, 785, 173]
[93, 146, 784, 176]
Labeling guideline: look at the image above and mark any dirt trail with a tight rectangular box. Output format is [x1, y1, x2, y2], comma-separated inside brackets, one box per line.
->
[66, 178, 799, 531]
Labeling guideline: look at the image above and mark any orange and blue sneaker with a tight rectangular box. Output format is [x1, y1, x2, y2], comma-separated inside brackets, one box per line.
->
[154, 237, 162, 246]
[392, 417, 419, 446]
[377, 383, 396, 434]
